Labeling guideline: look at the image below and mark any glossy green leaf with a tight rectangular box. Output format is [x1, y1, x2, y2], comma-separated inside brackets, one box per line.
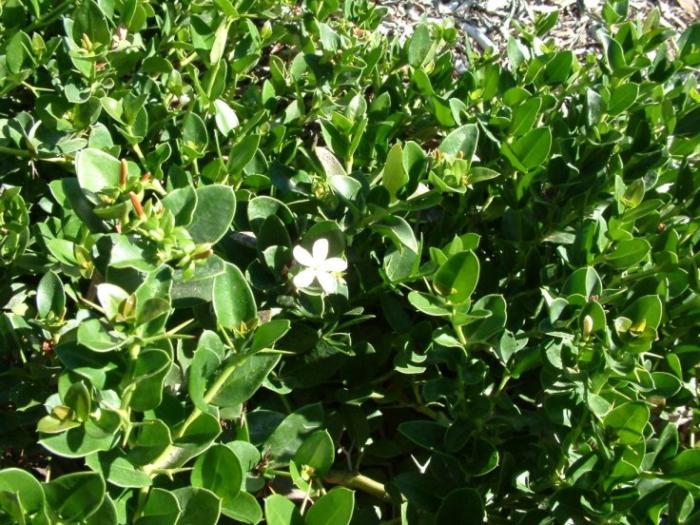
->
[213, 262, 257, 331]
[602, 402, 649, 445]
[186, 185, 236, 244]
[305, 487, 354, 525]
[191, 445, 243, 501]
[44, 472, 105, 523]
[502, 127, 552, 171]
[293, 430, 334, 477]
[383, 143, 408, 199]
[265, 495, 303, 525]
[433, 251, 480, 303]
[36, 271, 65, 319]
[439, 124, 479, 162]
[173, 487, 221, 525]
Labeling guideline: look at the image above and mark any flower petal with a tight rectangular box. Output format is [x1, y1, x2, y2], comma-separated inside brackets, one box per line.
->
[312, 238, 329, 263]
[316, 271, 338, 294]
[321, 257, 347, 272]
[293, 268, 316, 289]
[293, 245, 315, 267]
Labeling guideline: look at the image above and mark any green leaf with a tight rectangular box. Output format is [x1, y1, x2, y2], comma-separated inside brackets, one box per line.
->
[437, 488, 484, 523]
[228, 134, 261, 174]
[182, 113, 209, 155]
[77, 318, 127, 352]
[186, 185, 236, 244]
[663, 449, 700, 488]
[75, 148, 132, 198]
[212, 354, 281, 407]
[439, 124, 479, 162]
[64, 381, 91, 422]
[372, 215, 419, 253]
[36, 271, 65, 319]
[210, 20, 229, 64]
[509, 98, 541, 137]
[265, 495, 303, 525]
[0, 468, 46, 518]
[213, 262, 257, 331]
[85, 494, 117, 525]
[127, 420, 172, 466]
[605, 238, 650, 268]
[408, 24, 432, 68]
[398, 420, 445, 452]
[222, 491, 262, 524]
[162, 186, 197, 226]
[39, 411, 121, 458]
[543, 51, 574, 84]
[315, 146, 346, 178]
[608, 83, 639, 116]
[293, 430, 334, 477]
[602, 402, 649, 445]
[502, 127, 552, 171]
[214, 99, 239, 136]
[85, 450, 152, 488]
[383, 143, 408, 199]
[328, 175, 361, 201]
[173, 487, 221, 525]
[191, 445, 243, 501]
[433, 251, 480, 304]
[96, 283, 130, 321]
[251, 320, 291, 353]
[305, 487, 354, 525]
[130, 349, 172, 411]
[44, 472, 105, 523]
[407, 291, 451, 317]
[265, 404, 324, 462]
[135, 488, 181, 525]
[622, 295, 663, 331]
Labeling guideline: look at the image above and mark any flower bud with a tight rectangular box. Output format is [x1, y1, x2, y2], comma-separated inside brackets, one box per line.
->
[582, 315, 593, 339]
[129, 192, 145, 219]
[119, 159, 128, 187]
[261, 21, 272, 39]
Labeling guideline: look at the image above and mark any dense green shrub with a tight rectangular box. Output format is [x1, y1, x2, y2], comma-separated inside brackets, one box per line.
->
[1, 0, 699, 523]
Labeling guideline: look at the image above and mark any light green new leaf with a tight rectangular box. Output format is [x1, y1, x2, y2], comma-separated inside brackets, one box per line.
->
[408, 24, 432, 67]
[383, 143, 408, 199]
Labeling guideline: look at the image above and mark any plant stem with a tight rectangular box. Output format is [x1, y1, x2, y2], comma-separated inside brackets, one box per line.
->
[0, 145, 68, 164]
[25, 0, 72, 32]
[323, 471, 391, 501]
[451, 317, 467, 346]
[0, 145, 32, 159]
[142, 354, 246, 476]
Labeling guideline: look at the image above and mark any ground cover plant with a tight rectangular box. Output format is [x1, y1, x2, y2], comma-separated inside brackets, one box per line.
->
[0, 0, 699, 523]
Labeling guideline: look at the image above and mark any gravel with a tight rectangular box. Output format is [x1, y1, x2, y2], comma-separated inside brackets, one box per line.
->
[377, 0, 698, 67]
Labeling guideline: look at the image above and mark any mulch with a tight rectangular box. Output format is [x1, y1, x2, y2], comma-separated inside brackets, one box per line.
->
[377, 0, 698, 66]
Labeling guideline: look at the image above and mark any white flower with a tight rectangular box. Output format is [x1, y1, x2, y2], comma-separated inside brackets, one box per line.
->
[292, 238, 347, 294]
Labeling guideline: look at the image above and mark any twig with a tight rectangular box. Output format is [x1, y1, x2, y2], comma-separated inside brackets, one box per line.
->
[323, 470, 391, 501]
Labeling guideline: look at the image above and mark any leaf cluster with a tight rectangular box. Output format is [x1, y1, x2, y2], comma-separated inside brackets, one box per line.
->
[0, 0, 699, 523]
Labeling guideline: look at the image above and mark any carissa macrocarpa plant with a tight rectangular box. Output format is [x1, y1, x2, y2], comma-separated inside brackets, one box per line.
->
[1, 0, 700, 523]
